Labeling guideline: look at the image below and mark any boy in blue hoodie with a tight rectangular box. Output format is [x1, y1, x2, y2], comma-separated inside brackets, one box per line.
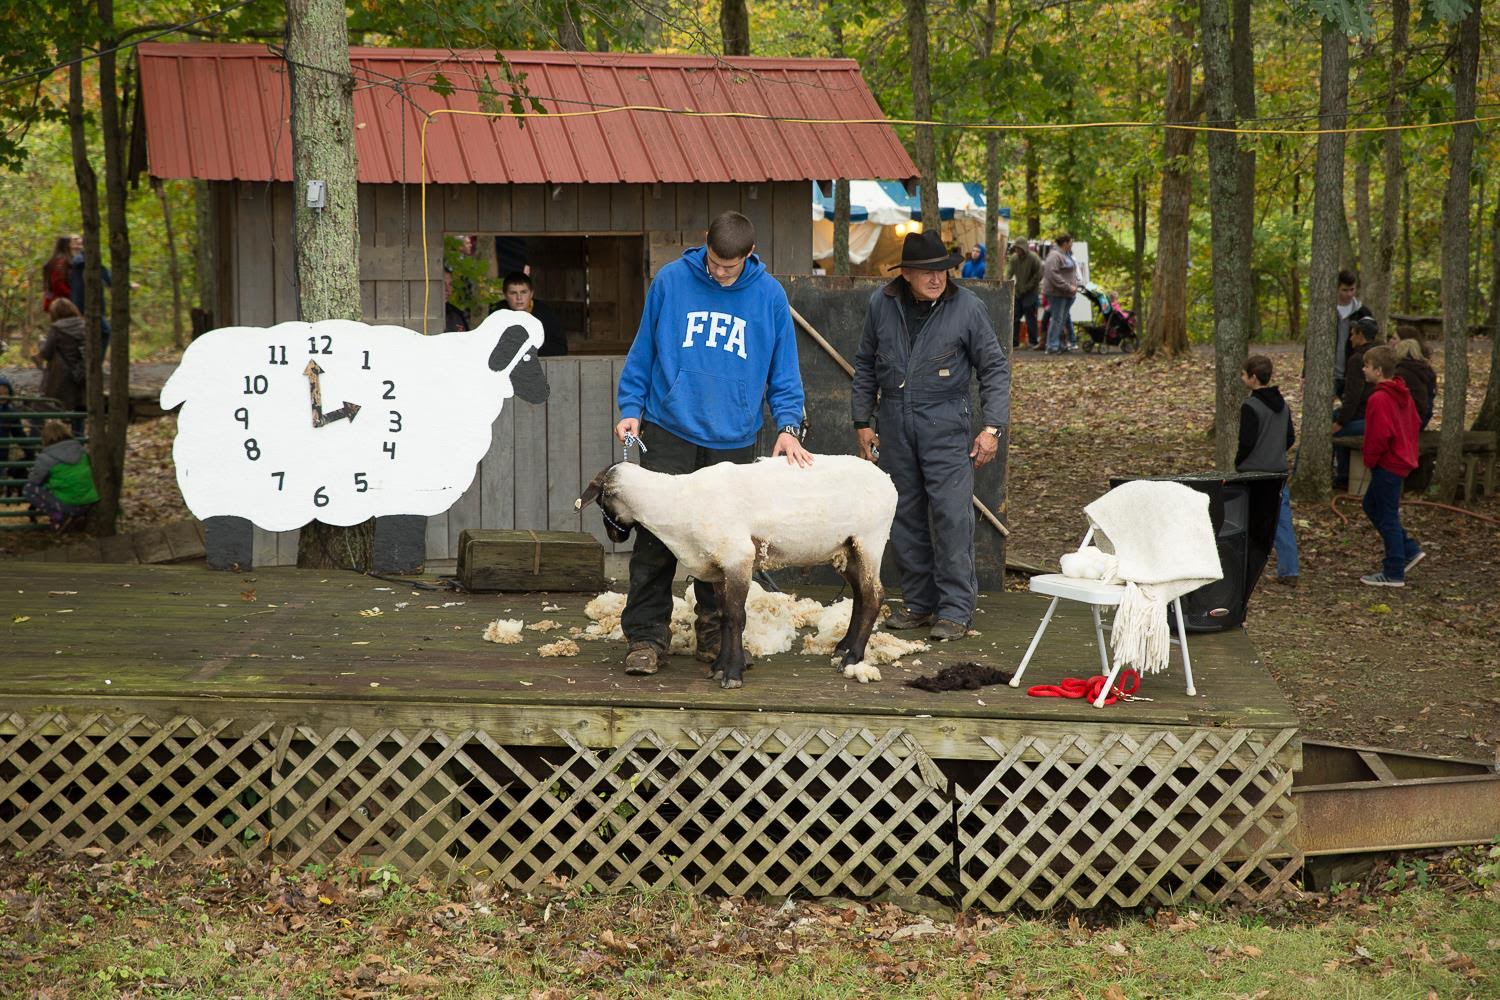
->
[614, 211, 811, 676]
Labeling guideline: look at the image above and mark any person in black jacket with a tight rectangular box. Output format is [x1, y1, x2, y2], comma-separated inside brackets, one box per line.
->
[1332, 316, 1378, 489]
[851, 231, 1010, 641]
[1237, 355, 1298, 584]
[1392, 336, 1437, 429]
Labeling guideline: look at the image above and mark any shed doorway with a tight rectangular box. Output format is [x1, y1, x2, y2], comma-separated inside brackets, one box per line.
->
[452, 234, 645, 356]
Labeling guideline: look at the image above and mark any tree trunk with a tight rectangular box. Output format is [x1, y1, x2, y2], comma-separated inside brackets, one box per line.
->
[1432, 0, 1480, 501]
[720, 0, 750, 56]
[1231, 0, 1256, 343]
[906, 0, 939, 230]
[1353, 156, 1373, 280]
[194, 180, 217, 329]
[1289, 168, 1302, 338]
[1141, 12, 1196, 358]
[1291, 18, 1348, 503]
[93, 0, 131, 535]
[833, 179, 851, 276]
[558, 0, 586, 51]
[981, 0, 1001, 264]
[288, 0, 371, 569]
[153, 178, 185, 350]
[1369, 0, 1407, 335]
[1201, 0, 1252, 470]
[1402, 175, 1413, 312]
[1132, 48, 1147, 323]
[1024, 138, 1039, 239]
[1474, 198, 1500, 432]
[66, 14, 106, 522]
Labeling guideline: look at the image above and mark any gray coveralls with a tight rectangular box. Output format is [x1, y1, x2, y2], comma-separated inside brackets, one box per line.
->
[851, 278, 1010, 624]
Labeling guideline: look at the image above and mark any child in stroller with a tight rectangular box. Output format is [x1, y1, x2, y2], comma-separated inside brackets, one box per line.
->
[1077, 284, 1138, 354]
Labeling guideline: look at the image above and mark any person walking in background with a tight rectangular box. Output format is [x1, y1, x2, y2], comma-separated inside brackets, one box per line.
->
[33, 298, 88, 414]
[1007, 241, 1043, 350]
[1041, 233, 1079, 355]
[960, 245, 986, 279]
[67, 233, 112, 350]
[42, 235, 74, 312]
[1237, 355, 1299, 586]
[1356, 345, 1423, 588]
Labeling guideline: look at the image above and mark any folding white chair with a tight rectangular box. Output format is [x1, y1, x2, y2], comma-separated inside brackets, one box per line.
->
[1008, 528, 1197, 707]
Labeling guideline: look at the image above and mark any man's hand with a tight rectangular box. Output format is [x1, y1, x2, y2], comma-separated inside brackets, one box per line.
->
[856, 427, 879, 463]
[970, 430, 999, 468]
[615, 417, 640, 444]
[773, 432, 814, 468]
[1331, 422, 1342, 435]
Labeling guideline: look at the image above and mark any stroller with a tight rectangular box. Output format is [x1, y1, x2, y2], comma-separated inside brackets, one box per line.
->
[1077, 283, 1138, 354]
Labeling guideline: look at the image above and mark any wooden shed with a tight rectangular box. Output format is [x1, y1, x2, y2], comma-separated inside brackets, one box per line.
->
[136, 44, 920, 567]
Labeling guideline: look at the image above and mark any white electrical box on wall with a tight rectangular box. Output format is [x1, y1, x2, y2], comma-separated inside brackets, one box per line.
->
[305, 180, 327, 210]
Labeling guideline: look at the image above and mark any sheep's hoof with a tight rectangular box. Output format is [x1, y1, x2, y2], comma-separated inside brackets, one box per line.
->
[720, 676, 743, 690]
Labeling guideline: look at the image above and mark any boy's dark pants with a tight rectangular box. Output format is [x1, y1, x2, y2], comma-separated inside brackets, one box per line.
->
[1362, 466, 1419, 580]
[620, 422, 756, 652]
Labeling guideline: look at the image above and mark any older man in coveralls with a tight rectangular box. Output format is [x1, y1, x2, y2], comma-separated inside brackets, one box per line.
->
[850, 230, 1010, 641]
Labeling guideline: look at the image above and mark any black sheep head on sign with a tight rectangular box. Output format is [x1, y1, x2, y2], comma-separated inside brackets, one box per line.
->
[575, 464, 633, 542]
[488, 322, 550, 404]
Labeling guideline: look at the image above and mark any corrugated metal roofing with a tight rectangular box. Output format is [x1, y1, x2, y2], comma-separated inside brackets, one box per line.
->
[137, 44, 918, 185]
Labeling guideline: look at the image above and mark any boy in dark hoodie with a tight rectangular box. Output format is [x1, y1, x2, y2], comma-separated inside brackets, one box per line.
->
[25, 419, 98, 530]
[33, 297, 87, 412]
[613, 211, 810, 676]
[1237, 355, 1299, 584]
[1358, 345, 1423, 587]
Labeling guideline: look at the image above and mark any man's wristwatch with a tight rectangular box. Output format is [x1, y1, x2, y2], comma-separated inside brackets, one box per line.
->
[983, 425, 1001, 439]
[778, 424, 801, 438]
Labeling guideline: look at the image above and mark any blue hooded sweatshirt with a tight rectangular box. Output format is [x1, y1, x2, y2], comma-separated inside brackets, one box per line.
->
[617, 246, 804, 450]
[961, 244, 986, 279]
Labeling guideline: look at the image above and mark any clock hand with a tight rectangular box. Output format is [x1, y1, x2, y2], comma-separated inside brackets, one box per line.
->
[319, 401, 362, 425]
[304, 360, 326, 427]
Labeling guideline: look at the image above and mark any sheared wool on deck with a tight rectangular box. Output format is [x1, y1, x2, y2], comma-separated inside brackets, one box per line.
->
[482, 618, 524, 644]
[538, 639, 581, 657]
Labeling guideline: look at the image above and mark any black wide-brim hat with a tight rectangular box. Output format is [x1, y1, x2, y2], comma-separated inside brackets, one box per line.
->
[888, 229, 963, 271]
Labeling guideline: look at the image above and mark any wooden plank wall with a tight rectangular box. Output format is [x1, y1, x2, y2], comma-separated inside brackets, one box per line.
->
[221, 179, 811, 566]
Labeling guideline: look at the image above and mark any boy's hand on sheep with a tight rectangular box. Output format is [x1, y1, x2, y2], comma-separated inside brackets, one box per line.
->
[773, 432, 815, 468]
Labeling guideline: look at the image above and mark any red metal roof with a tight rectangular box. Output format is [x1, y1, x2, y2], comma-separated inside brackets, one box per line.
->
[137, 44, 917, 185]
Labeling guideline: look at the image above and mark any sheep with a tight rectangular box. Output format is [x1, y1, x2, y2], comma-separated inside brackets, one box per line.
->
[160, 310, 547, 532]
[575, 455, 898, 689]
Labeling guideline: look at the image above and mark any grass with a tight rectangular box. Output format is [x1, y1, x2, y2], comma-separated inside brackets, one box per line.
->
[2, 848, 1496, 998]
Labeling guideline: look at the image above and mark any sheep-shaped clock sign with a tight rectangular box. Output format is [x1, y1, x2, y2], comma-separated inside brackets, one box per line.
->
[161, 309, 549, 532]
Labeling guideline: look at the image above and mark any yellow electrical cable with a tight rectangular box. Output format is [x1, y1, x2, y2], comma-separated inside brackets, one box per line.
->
[419, 104, 1499, 332]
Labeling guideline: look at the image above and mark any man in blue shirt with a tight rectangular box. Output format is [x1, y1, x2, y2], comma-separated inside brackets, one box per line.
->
[613, 211, 811, 676]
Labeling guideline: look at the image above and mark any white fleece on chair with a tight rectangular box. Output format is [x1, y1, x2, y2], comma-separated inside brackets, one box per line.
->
[1059, 546, 1119, 581]
[1084, 481, 1222, 676]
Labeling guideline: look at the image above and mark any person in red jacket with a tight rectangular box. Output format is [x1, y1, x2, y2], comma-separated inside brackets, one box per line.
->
[1358, 344, 1424, 587]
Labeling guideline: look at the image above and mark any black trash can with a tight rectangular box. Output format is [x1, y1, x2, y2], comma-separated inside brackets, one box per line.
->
[1108, 472, 1285, 631]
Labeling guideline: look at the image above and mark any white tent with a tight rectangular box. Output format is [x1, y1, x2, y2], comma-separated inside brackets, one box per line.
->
[812, 181, 1009, 265]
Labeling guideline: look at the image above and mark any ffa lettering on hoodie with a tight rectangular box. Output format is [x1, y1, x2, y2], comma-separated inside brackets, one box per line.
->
[681, 311, 748, 359]
[617, 246, 804, 451]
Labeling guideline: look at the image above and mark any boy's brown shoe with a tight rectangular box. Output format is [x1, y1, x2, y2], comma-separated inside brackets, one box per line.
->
[884, 607, 934, 630]
[624, 642, 662, 675]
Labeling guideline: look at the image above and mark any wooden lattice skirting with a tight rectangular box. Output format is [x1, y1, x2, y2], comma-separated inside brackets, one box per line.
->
[0, 712, 1301, 909]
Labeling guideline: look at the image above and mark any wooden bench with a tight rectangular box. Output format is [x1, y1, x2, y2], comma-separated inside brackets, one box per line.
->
[1332, 430, 1497, 501]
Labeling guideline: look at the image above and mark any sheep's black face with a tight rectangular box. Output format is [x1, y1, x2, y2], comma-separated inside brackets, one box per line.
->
[575, 465, 634, 542]
[489, 324, 550, 404]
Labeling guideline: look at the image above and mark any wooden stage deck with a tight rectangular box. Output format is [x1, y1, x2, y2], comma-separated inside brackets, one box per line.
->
[2, 561, 1303, 911]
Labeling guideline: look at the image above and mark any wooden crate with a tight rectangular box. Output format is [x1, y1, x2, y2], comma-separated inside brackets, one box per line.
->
[457, 528, 606, 592]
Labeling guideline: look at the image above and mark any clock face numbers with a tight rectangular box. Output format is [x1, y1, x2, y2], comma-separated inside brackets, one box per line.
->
[229, 329, 406, 516]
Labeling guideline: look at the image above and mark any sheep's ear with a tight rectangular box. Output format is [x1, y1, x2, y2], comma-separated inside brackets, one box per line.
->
[576, 472, 606, 511]
[489, 323, 550, 404]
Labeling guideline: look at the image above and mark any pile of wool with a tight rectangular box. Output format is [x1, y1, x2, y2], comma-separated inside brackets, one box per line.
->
[682, 582, 819, 657]
[482, 618, 524, 644]
[582, 591, 627, 640]
[538, 639, 581, 657]
[526, 619, 563, 632]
